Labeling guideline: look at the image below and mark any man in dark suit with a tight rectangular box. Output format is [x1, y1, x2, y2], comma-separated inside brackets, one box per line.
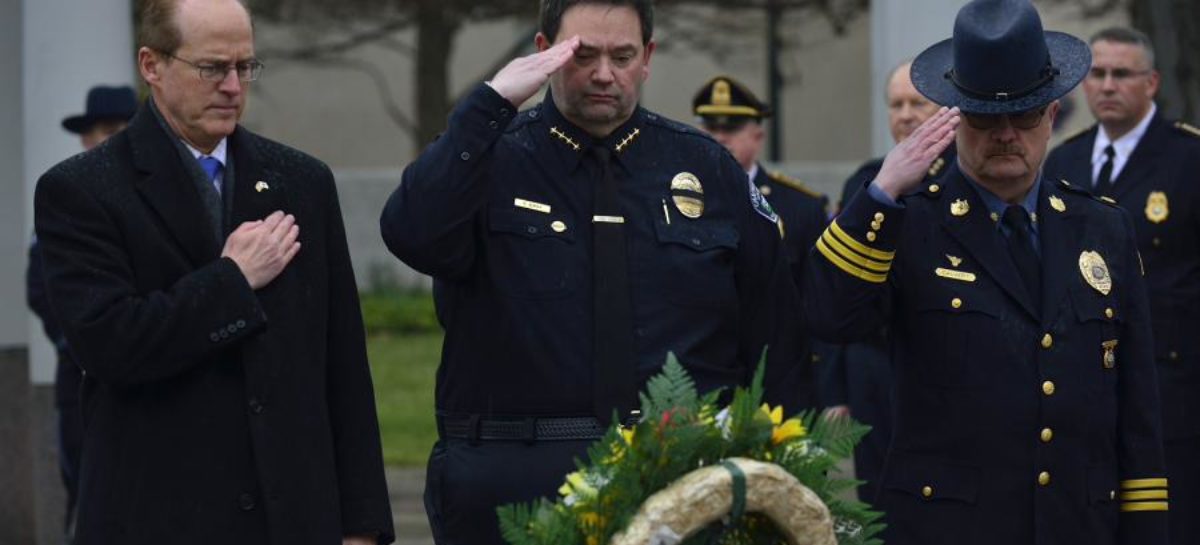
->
[27, 83, 137, 540]
[806, 1, 1168, 544]
[691, 75, 829, 413]
[826, 60, 955, 502]
[1044, 26, 1200, 545]
[33, 1, 393, 543]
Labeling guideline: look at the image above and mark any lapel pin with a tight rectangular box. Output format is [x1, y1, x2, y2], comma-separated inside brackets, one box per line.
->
[1049, 195, 1066, 212]
[946, 255, 963, 267]
[255, 181, 270, 193]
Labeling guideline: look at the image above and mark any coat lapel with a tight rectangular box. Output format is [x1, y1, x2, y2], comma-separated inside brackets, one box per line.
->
[938, 168, 1040, 321]
[128, 107, 221, 267]
[1036, 181, 1087, 327]
[229, 127, 289, 232]
[1110, 114, 1167, 202]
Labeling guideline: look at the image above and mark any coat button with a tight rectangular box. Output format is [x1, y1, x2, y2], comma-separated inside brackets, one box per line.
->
[227, 324, 238, 334]
[526, 226, 538, 235]
[951, 297, 963, 309]
[1170, 351, 1179, 361]
[929, 184, 940, 193]
[921, 485, 933, 498]
[874, 212, 885, 222]
[210, 333, 220, 342]
[219, 329, 230, 339]
[238, 492, 256, 511]
[488, 120, 499, 129]
[1040, 333, 1053, 349]
[1104, 308, 1114, 319]
[1042, 381, 1056, 396]
[236, 319, 246, 328]
[1038, 471, 1051, 486]
[248, 398, 264, 414]
[460, 151, 471, 161]
[866, 231, 877, 242]
[1040, 428, 1053, 443]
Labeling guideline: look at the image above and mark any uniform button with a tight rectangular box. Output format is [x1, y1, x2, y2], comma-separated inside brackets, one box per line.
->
[238, 492, 256, 511]
[227, 324, 238, 334]
[1040, 333, 1053, 349]
[1152, 237, 1162, 247]
[691, 238, 702, 246]
[460, 151, 471, 161]
[870, 220, 882, 231]
[929, 184, 940, 193]
[529, 110, 539, 119]
[236, 319, 246, 328]
[488, 120, 499, 129]
[811, 354, 821, 363]
[1042, 381, 1056, 396]
[499, 108, 510, 116]
[1170, 351, 1179, 361]
[219, 329, 229, 339]
[249, 398, 264, 414]
[874, 212, 885, 222]
[526, 226, 538, 235]
[866, 231, 877, 242]
[1104, 308, 1114, 319]
[551, 221, 567, 233]
[951, 297, 963, 309]
[210, 333, 221, 342]
[921, 485, 933, 498]
[1040, 428, 1053, 443]
[1038, 471, 1051, 486]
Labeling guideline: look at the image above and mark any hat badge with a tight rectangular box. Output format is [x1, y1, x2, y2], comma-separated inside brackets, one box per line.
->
[711, 80, 732, 107]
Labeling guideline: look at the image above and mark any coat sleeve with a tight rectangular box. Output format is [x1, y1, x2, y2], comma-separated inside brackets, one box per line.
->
[33, 169, 265, 388]
[319, 169, 395, 543]
[1112, 211, 1169, 545]
[803, 186, 901, 344]
[379, 83, 518, 280]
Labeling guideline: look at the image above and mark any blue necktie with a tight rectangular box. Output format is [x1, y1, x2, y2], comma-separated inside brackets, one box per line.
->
[198, 156, 223, 195]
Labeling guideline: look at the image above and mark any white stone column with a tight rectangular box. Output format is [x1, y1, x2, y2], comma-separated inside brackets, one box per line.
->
[870, 0, 965, 155]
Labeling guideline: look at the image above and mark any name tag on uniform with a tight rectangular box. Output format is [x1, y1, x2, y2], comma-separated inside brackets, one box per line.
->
[935, 267, 976, 282]
[514, 198, 551, 214]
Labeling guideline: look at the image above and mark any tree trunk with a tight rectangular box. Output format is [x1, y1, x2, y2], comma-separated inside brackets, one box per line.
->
[415, 1, 461, 152]
[1131, 0, 1200, 123]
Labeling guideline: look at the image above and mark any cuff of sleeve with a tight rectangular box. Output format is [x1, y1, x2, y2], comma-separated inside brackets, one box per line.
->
[867, 180, 905, 209]
[814, 187, 903, 284]
[1117, 476, 1169, 545]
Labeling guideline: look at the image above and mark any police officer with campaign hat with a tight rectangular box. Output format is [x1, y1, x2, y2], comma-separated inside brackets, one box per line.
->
[380, 1, 798, 543]
[692, 75, 829, 413]
[1045, 26, 1200, 545]
[805, 1, 1168, 544]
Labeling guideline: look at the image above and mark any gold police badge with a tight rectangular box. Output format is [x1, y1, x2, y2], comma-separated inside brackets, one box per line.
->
[1049, 195, 1066, 212]
[1078, 251, 1112, 295]
[1145, 191, 1169, 224]
[950, 199, 970, 217]
[670, 172, 705, 219]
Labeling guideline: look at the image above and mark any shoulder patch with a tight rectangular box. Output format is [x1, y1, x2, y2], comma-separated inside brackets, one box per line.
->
[767, 170, 823, 199]
[747, 178, 779, 224]
[1174, 121, 1200, 139]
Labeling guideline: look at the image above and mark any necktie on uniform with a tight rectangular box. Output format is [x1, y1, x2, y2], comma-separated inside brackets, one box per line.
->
[1002, 204, 1041, 311]
[587, 145, 635, 426]
[1094, 144, 1115, 196]
[198, 156, 223, 196]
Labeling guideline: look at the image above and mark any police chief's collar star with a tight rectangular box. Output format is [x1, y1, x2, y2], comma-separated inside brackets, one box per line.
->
[538, 91, 646, 165]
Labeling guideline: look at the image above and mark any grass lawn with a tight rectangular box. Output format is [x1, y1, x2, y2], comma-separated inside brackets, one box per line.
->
[368, 331, 443, 466]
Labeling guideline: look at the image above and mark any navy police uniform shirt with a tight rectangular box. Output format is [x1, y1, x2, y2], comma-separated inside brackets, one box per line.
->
[804, 162, 1168, 545]
[381, 83, 797, 417]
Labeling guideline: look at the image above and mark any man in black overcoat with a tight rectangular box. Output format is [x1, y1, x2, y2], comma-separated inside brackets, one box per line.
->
[33, 0, 393, 543]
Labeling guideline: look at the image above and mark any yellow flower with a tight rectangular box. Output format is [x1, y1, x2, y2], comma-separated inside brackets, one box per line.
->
[620, 426, 636, 446]
[761, 403, 807, 445]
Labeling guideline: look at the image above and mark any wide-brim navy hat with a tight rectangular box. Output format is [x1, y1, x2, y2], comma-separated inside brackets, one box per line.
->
[62, 85, 138, 134]
[911, 0, 1091, 115]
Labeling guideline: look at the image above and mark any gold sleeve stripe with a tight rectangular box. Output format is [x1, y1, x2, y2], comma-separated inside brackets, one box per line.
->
[817, 238, 889, 283]
[1120, 501, 1169, 512]
[829, 220, 896, 260]
[1121, 478, 1169, 490]
[821, 231, 891, 272]
[1121, 490, 1169, 501]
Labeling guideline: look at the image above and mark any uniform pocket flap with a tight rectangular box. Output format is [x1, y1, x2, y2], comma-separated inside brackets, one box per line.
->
[883, 454, 980, 504]
[1071, 288, 1120, 324]
[654, 221, 739, 252]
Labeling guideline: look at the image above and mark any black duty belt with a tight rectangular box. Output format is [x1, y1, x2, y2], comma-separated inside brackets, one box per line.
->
[437, 413, 639, 442]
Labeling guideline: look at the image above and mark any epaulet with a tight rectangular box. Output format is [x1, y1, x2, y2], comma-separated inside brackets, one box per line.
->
[767, 170, 823, 199]
[507, 106, 543, 132]
[1057, 178, 1119, 207]
[1174, 121, 1200, 139]
[1059, 126, 1093, 144]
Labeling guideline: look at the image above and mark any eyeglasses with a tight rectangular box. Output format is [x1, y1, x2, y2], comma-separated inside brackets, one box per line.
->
[162, 52, 263, 82]
[1087, 67, 1151, 83]
[962, 107, 1048, 131]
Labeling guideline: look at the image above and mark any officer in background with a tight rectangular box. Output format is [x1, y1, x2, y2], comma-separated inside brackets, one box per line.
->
[379, 1, 798, 543]
[805, 1, 1168, 544]
[1045, 26, 1200, 545]
[26, 84, 137, 539]
[692, 75, 828, 413]
[823, 60, 955, 502]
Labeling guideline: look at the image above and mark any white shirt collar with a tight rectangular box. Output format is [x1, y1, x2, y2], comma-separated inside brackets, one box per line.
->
[1091, 103, 1155, 182]
[746, 163, 759, 181]
[184, 137, 228, 166]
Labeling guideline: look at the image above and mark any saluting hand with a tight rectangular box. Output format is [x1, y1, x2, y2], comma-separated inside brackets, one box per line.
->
[487, 35, 582, 108]
[222, 210, 301, 290]
[874, 106, 960, 200]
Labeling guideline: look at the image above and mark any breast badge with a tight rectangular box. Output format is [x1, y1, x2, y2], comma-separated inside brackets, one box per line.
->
[669, 172, 705, 219]
[950, 199, 970, 217]
[1078, 251, 1112, 295]
[1049, 195, 1066, 213]
[1145, 191, 1169, 224]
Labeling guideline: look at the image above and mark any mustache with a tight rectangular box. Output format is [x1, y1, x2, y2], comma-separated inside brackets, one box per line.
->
[987, 145, 1025, 157]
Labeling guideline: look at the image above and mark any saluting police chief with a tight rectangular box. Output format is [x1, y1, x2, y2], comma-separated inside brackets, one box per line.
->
[1045, 26, 1200, 545]
[804, 1, 1168, 544]
[379, 1, 799, 543]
